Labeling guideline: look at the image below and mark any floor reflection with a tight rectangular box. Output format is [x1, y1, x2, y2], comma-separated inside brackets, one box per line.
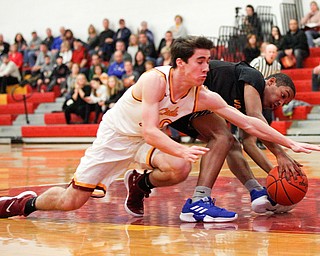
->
[0, 144, 320, 255]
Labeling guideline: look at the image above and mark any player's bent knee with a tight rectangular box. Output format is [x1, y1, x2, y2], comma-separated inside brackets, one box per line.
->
[171, 161, 191, 183]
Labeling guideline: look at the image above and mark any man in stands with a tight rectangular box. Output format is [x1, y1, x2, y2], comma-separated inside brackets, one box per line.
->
[277, 19, 309, 69]
[0, 54, 21, 94]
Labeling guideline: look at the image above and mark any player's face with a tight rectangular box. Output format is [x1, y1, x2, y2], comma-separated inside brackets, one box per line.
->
[181, 49, 210, 86]
[263, 84, 294, 110]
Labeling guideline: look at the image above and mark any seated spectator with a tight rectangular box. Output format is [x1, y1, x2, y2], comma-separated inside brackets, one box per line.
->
[63, 73, 91, 124]
[138, 21, 154, 43]
[101, 75, 124, 113]
[31, 42, 52, 75]
[121, 60, 140, 87]
[97, 18, 115, 62]
[88, 53, 107, 79]
[277, 19, 309, 69]
[114, 19, 131, 49]
[46, 55, 70, 92]
[86, 24, 99, 56]
[145, 60, 155, 71]
[243, 33, 260, 63]
[107, 50, 125, 79]
[109, 39, 132, 64]
[127, 34, 139, 65]
[133, 50, 146, 76]
[300, 1, 320, 48]
[9, 44, 23, 70]
[243, 5, 262, 43]
[65, 29, 75, 50]
[64, 63, 80, 98]
[84, 77, 107, 123]
[14, 33, 28, 56]
[51, 26, 66, 56]
[36, 55, 54, 92]
[59, 40, 72, 66]
[71, 39, 89, 75]
[43, 28, 54, 50]
[156, 46, 171, 66]
[168, 15, 188, 39]
[138, 31, 157, 63]
[0, 54, 21, 94]
[250, 44, 281, 78]
[24, 31, 42, 67]
[0, 34, 10, 57]
[157, 30, 174, 57]
[269, 26, 283, 50]
[92, 64, 109, 86]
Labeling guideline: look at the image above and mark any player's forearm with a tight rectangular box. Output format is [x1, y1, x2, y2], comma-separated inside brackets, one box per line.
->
[142, 127, 186, 158]
[242, 138, 273, 172]
[243, 116, 294, 149]
[260, 140, 287, 157]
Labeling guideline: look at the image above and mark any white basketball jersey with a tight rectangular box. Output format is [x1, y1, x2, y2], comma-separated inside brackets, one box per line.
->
[103, 66, 201, 136]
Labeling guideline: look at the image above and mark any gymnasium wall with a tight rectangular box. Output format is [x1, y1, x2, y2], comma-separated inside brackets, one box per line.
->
[0, 0, 309, 46]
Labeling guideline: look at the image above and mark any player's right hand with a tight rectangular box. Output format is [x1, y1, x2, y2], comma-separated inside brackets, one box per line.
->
[183, 145, 209, 163]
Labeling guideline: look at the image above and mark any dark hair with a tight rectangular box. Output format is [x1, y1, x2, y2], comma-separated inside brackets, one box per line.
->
[170, 36, 214, 68]
[271, 26, 282, 37]
[91, 77, 102, 84]
[246, 4, 254, 12]
[266, 73, 296, 96]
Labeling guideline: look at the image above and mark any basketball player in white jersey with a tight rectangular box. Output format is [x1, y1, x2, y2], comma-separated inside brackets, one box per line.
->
[1, 36, 319, 223]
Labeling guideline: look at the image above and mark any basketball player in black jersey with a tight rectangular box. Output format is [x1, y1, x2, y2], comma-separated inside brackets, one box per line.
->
[170, 60, 302, 221]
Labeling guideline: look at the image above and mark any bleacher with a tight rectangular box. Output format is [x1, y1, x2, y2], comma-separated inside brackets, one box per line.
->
[1, 3, 320, 144]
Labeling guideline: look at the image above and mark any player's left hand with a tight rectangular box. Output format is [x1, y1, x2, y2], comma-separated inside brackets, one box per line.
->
[290, 142, 320, 154]
[276, 153, 304, 181]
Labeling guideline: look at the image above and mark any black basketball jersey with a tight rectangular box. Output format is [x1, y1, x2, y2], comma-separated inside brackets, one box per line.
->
[204, 60, 265, 114]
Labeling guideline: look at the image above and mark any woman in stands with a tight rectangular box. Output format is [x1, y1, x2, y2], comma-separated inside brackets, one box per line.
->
[100, 75, 124, 113]
[63, 73, 91, 124]
[243, 33, 260, 63]
[270, 26, 283, 50]
[14, 33, 28, 56]
[84, 77, 107, 123]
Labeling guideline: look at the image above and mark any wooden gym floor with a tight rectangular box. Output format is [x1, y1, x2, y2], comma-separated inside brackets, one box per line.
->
[0, 143, 319, 255]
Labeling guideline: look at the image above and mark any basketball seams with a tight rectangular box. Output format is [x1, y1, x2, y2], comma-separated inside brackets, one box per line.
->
[279, 179, 295, 205]
[266, 166, 308, 206]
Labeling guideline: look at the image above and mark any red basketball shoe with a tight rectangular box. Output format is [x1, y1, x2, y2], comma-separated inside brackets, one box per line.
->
[0, 191, 37, 218]
[124, 169, 151, 217]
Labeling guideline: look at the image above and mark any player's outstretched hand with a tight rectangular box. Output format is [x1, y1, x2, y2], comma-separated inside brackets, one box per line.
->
[183, 145, 209, 163]
[290, 142, 320, 153]
[276, 154, 304, 181]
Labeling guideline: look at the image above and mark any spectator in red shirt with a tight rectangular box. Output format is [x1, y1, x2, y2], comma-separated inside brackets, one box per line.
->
[9, 43, 23, 70]
[71, 39, 88, 75]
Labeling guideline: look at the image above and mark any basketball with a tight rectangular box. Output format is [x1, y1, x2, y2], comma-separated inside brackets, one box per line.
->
[266, 166, 308, 206]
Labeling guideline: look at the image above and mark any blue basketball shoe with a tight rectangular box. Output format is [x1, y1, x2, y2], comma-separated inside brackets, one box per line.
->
[250, 188, 295, 213]
[179, 197, 238, 223]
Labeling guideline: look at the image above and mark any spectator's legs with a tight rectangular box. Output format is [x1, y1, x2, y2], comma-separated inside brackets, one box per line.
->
[312, 72, 320, 91]
[277, 50, 286, 66]
[28, 50, 37, 67]
[294, 49, 309, 68]
[46, 78, 57, 92]
[0, 77, 5, 94]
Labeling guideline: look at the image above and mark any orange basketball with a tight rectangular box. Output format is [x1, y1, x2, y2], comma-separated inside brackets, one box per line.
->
[266, 166, 308, 206]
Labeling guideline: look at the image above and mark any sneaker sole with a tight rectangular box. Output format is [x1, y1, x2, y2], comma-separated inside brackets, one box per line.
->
[179, 212, 238, 223]
[123, 170, 144, 217]
[251, 195, 273, 213]
[0, 191, 37, 201]
[272, 204, 296, 214]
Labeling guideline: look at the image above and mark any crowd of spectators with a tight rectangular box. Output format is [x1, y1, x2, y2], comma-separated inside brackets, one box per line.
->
[1, 2, 320, 123]
[0, 15, 184, 123]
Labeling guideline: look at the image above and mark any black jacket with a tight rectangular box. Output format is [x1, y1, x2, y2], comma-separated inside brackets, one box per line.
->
[279, 29, 309, 55]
